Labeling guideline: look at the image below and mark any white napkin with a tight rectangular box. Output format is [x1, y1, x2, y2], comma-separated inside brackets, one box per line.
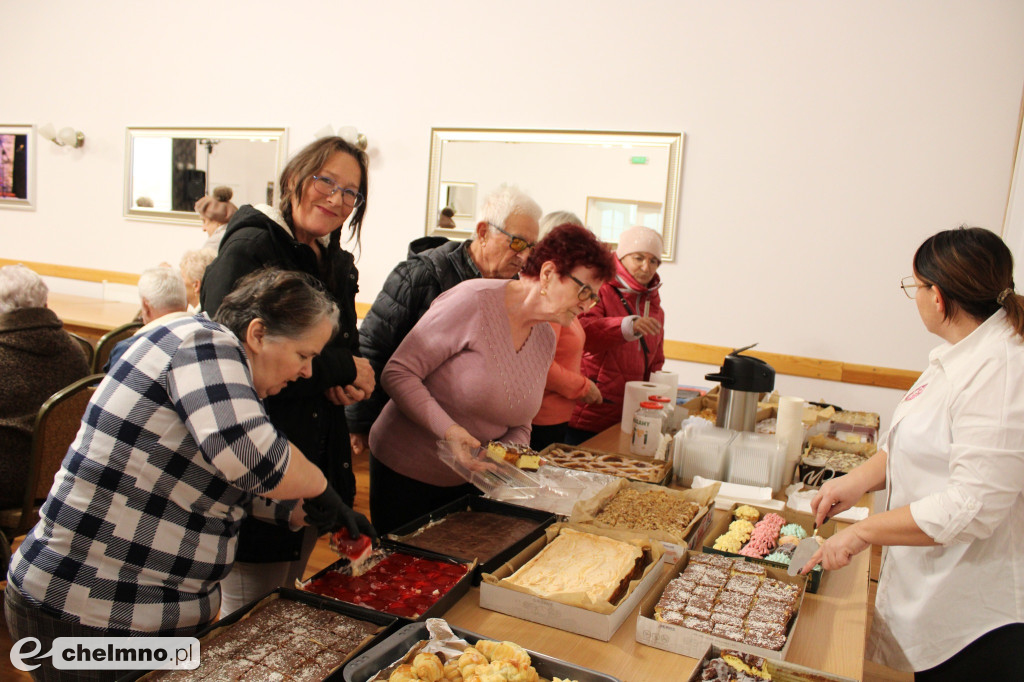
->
[785, 488, 870, 522]
[691, 476, 784, 511]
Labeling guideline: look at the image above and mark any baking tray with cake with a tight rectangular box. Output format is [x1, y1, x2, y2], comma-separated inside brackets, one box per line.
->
[344, 618, 621, 682]
[119, 588, 398, 682]
[480, 522, 666, 641]
[684, 643, 857, 682]
[299, 541, 475, 622]
[568, 477, 719, 560]
[385, 494, 556, 586]
[538, 442, 673, 485]
[702, 503, 839, 593]
[636, 550, 808, 661]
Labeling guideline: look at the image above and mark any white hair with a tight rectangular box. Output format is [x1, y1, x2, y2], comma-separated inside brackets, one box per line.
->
[477, 184, 542, 239]
[179, 248, 217, 283]
[0, 264, 49, 314]
[138, 267, 188, 313]
[539, 210, 583, 237]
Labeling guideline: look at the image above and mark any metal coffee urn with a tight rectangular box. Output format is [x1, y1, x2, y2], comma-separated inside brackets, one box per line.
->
[704, 344, 775, 432]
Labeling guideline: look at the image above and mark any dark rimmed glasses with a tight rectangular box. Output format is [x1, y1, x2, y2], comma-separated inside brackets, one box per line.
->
[900, 275, 929, 299]
[568, 274, 600, 309]
[488, 222, 537, 253]
[311, 175, 365, 209]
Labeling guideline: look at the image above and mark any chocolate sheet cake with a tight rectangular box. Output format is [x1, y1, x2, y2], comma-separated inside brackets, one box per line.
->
[394, 510, 541, 563]
[147, 597, 378, 681]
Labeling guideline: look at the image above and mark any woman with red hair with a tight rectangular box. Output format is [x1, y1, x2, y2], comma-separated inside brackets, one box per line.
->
[368, 223, 616, 533]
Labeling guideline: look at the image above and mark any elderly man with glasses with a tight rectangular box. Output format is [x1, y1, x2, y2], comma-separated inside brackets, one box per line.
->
[346, 184, 541, 462]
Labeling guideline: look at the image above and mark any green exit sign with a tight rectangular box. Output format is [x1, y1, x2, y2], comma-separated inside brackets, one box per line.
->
[630, 156, 648, 164]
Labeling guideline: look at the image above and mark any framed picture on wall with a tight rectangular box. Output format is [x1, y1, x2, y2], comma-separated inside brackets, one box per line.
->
[0, 124, 36, 210]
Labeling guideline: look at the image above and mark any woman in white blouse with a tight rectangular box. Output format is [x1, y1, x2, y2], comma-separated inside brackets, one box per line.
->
[804, 226, 1024, 680]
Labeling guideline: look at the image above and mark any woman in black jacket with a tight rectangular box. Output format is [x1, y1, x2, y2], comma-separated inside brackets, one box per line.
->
[201, 136, 376, 616]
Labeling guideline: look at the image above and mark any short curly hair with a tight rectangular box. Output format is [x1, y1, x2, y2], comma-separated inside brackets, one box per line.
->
[521, 223, 616, 282]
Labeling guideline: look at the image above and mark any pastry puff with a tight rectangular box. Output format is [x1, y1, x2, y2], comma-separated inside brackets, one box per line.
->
[466, 661, 539, 682]
[458, 647, 489, 676]
[442, 659, 464, 682]
[412, 652, 445, 681]
[389, 664, 419, 682]
[473, 640, 531, 668]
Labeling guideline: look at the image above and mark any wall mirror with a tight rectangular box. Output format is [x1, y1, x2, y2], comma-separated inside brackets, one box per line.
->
[124, 127, 287, 224]
[0, 124, 35, 210]
[425, 128, 684, 261]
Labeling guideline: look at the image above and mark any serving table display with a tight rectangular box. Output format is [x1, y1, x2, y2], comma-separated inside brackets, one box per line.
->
[435, 425, 869, 681]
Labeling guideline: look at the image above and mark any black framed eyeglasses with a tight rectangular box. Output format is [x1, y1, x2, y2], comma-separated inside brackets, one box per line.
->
[488, 222, 536, 253]
[900, 275, 929, 299]
[311, 175, 364, 209]
[568, 274, 600, 309]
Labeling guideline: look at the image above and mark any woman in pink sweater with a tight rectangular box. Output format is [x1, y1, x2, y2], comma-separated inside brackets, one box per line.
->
[368, 224, 616, 533]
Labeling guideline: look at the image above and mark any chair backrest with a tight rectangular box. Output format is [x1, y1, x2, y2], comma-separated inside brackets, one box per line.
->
[67, 331, 95, 368]
[92, 320, 143, 373]
[9, 374, 103, 537]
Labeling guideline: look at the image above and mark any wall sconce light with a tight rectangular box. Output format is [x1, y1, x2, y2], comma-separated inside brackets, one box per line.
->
[38, 122, 86, 148]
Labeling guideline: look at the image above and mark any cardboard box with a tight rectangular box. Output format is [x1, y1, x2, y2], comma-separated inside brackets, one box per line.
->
[684, 644, 857, 682]
[539, 442, 673, 486]
[636, 551, 807, 660]
[568, 478, 718, 561]
[702, 503, 837, 593]
[681, 395, 774, 424]
[480, 523, 666, 641]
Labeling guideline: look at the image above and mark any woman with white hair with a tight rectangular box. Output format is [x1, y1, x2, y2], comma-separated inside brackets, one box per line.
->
[0, 264, 89, 509]
[566, 225, 666, 443]
[180, 247, 217, 311]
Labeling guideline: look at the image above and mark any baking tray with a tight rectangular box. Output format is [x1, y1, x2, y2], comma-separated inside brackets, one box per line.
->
[118, 587, 398, 681]
[684, 643, 857, 681]
[386, 494, 556, 585]
[539, 442, 672, 485]
[343, 621, 622, 682]
[300, 541, 475, 622]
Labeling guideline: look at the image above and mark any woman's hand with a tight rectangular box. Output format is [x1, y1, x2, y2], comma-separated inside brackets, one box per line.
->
[349, 432, 369, 457]
[352, 356, 376, 396]
[811, 472, 868, 527]
[325, 385, 366, 405]
[633, 316, 662, 337]
[800, 524, 870, 574]
[444, 424, 485, 471]
[580, 379, 603, 404]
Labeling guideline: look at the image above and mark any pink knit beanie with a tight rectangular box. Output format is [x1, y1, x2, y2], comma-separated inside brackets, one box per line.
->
[616, 225, 663, 259]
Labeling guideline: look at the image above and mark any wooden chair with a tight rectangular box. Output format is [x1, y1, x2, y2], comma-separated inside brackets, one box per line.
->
[0, 374, 103, 540]
[67, 331, 95, 368]
[92, 320, 142, 373]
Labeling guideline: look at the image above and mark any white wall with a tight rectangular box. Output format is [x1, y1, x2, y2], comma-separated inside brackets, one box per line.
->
[4, 1, 1023, 424]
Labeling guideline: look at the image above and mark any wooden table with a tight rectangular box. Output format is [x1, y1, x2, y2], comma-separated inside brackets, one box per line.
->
[444, 426, 869, 681]
[48, 292, 140, 341]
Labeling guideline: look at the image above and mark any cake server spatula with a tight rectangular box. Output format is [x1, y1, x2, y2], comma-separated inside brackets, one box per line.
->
[788, 524, 823, 576]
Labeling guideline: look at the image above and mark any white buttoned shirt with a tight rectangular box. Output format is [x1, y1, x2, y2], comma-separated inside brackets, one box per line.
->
[869, 309, 1024, 671]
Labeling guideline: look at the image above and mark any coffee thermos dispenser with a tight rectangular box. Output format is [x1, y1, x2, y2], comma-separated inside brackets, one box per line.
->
[704, 344, 776, 432]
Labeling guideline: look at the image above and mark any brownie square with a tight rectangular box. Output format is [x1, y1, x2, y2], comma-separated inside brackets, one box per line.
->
[725, 574, 760, 596]
[731, 561, 767, 577]
[712, 622, 745, 641]
[683, 615, 714, 633]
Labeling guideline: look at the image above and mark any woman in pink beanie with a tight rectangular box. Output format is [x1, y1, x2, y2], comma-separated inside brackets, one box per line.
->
[566, 225, 665, 443]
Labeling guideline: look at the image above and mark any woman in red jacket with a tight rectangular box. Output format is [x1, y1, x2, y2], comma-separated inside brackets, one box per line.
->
[566, 225, 665, 443]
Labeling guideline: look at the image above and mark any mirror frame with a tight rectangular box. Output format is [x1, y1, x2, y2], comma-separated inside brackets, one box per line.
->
[425, 128, 684, 261]
[0, 124, 36, 211]
[123, 126, 288, 225]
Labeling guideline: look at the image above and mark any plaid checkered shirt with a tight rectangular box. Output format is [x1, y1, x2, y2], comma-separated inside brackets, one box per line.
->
[8, 314, 294, 634]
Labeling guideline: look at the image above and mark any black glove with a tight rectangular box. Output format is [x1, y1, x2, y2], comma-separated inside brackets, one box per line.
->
[303, 484, 378, 541]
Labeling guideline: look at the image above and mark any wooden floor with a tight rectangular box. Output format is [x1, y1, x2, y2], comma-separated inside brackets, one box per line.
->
[0, 451, 911, 681]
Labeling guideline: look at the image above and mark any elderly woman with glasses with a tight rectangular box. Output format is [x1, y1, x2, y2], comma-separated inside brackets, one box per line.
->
[802, 227, 1024, 680]
[367, 223, 617, 533]
[566, 225, 666, 444]
[200, 136, 377, 616]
